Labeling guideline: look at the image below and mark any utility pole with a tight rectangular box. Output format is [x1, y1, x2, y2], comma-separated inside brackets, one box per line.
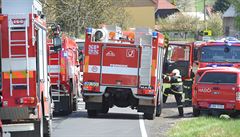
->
[204, 0, 207, 30]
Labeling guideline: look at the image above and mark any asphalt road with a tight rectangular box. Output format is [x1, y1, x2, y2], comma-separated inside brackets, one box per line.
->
[52, 96, 193, 137]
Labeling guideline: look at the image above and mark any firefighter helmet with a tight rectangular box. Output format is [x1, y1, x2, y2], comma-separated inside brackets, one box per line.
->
[172, 69, 180, 76]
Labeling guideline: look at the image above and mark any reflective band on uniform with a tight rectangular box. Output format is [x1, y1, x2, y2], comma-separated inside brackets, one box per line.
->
[163, 93, 168, 96]
[171, 83, 183, 86]
[177, 78, 182, 82]
[4, 71, 34, 79]
[178, 105, 183, 108]
[171, 89, 183, 94]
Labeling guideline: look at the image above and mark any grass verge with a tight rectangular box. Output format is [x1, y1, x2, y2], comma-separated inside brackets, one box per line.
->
[168, 116, 240, 137]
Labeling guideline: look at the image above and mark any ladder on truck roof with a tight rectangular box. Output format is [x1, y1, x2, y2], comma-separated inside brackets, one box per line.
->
[8, 16, 30, 96]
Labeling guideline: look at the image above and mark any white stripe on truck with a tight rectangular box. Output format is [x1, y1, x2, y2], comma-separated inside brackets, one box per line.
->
[48, 65, 60, 73]
[88, 65, 138, 76]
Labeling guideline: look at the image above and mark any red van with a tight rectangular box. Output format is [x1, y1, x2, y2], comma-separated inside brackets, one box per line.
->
[192, 67, 240, 117]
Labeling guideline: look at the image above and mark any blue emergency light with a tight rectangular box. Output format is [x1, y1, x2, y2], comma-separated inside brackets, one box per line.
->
[152, 31, 158, 38]
[207, 64, 233, 67]
[87, 28, 93, 35]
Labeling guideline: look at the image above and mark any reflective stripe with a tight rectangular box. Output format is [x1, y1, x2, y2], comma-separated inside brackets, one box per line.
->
[4, 71, 34, 79]
[2, 58, 36, 72]
[163, 93, 168, 96]
[171, 89, 183, 94]
[177, 78, 182, 82]
[88, 65, 138, 76]
[171, 83, 183, 86]
[177, 105, 183, 108]
[48, 65, 60, 73]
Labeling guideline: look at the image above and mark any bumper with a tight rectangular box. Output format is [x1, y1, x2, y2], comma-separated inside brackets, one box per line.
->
[3, 123, 34, 133]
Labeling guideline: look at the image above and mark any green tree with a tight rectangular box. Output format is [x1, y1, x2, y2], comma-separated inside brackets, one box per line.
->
[212, 0, 230, 13]
[206, 12, 223, 36]
[41, 0, 130, 37]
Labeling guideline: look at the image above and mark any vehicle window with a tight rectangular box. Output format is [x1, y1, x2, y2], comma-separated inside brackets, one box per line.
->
[167, 45, 190, 61]
[200, 45, 240, 63]
[199, 72, 237, 84]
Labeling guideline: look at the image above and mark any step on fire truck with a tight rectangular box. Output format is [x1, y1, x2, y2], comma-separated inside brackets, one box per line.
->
[82, 26, 165, 119]
[48, 25, 81, 115]
[0, 0, 55, 136]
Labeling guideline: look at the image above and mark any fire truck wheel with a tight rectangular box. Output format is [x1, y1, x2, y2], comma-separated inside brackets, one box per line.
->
[156, 91, 163, 117]
[0, 128, 2, 137]
[43, 118, 52, 137]
[87, 110, 97, 117]
[101, 106, 109, 114]
[73, 98, 78, 111]
[193, 107, 200, 117]
[144, 112, 155, 120]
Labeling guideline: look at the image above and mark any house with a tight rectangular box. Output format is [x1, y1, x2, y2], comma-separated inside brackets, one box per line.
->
[223, 5, 238, 37]
[155, 0, 179, 19]
[124, 0, 156, 28]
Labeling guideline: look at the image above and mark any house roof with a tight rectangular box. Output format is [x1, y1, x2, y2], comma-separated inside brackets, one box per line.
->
[223, 5, 236, 17]
[157, 0, 177, 9]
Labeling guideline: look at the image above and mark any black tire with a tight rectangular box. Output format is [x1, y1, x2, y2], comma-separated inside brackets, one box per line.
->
[230, 111, 240, 118]
[156, 91, 163, 117]
[193, 107, 200, 117]
[87, 110, 97, 117]
[43, 118, 52, 137]
[144, 112, 155, 120]
[101, 106, 109, 114]
[73, 97, 78, 111]
[0, 128, 2, 137]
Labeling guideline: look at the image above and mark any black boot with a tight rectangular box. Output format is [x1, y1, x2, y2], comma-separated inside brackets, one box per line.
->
[178, 107, 184, 117]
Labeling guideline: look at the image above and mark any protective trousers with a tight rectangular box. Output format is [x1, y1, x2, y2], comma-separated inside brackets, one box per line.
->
[163, 88, 184, 116]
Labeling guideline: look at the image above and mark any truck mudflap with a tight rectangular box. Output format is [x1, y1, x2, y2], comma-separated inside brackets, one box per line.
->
[3, 123, 34, 137]
[0, 107, 30, 120]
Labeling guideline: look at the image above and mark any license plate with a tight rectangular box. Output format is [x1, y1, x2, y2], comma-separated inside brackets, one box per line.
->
[209, 104, 224, 109]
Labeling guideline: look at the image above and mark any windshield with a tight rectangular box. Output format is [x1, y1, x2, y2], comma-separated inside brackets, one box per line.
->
[200, 45, 240, 62]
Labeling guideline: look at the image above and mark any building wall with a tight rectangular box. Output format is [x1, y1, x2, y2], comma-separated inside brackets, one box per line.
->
[125, 6, 155, 28]
[223, 17, 237, 36]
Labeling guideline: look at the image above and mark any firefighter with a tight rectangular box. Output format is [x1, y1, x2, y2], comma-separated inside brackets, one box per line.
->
[163, 69, 184, 117]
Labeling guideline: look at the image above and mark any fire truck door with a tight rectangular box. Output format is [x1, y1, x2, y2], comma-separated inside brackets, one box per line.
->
[163, 44, 191, 78]
[100, 46, 139, 87]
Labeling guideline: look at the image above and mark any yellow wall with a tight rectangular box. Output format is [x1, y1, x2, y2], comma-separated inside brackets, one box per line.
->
[125, 6, 155, 28]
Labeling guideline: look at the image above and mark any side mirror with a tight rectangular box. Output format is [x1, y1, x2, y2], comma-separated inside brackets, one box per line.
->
[53, 36, 62, 51]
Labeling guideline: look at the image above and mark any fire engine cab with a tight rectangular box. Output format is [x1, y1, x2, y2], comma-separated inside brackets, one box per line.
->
[0, 0, 54, 136]
[196, 39, 240, 69]
[82, 26, 165, 119]
[48, 25, 81, 115]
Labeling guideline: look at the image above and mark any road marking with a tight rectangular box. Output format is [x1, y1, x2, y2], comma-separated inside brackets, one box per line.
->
[139, 113, 148, 137]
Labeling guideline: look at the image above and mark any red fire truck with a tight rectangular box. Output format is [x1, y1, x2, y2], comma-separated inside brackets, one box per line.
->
[82, 26, 165, 119]
[196, 39, 240, 68]
[48, 26, 81, 115]
[0, 0, 54, 136]
[163, 42, 195, 105]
